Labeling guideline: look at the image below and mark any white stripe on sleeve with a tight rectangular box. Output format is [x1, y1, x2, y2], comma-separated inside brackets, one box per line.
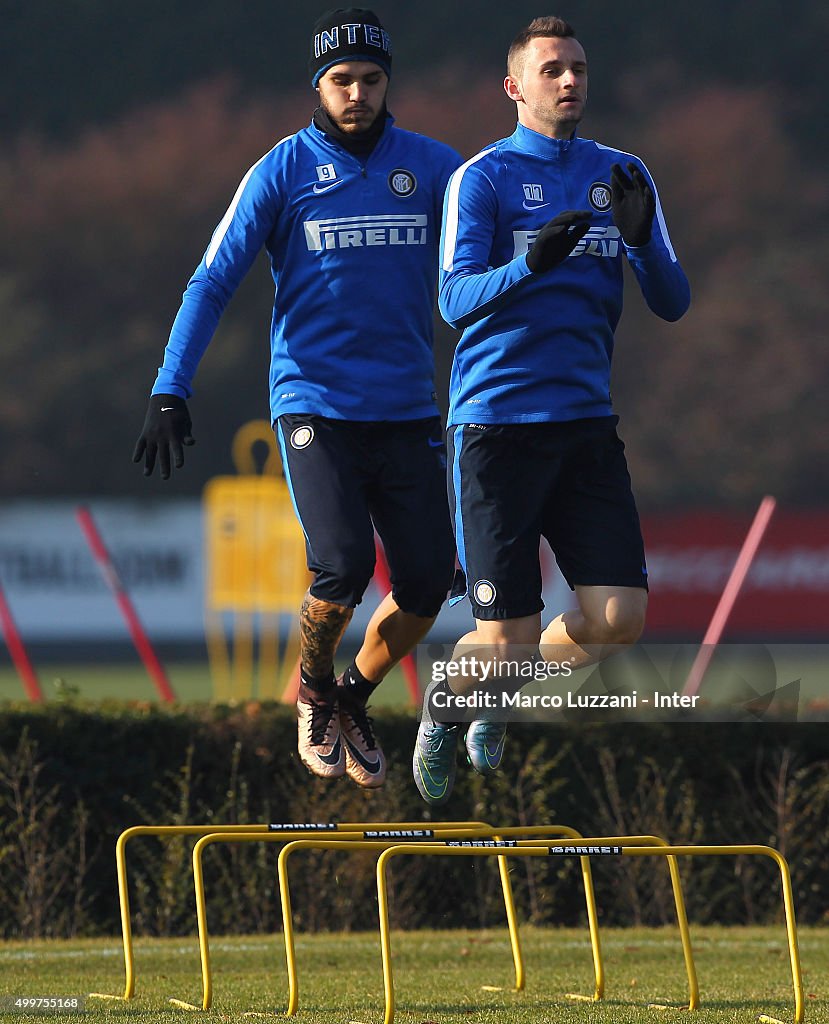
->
[441, 147, 496, 272]
[205, 134, 295, 269]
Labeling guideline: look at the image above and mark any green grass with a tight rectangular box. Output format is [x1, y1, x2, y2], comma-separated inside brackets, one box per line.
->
[0, 663, 215, 704]
[1, 643, 827, 713]
[0, 926, 824, 1023]
[0, 663, 413, 707]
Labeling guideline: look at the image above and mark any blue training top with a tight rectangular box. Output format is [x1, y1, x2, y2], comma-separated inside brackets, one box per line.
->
[152, 115, 461, 423]
[439, 122, 690, 426]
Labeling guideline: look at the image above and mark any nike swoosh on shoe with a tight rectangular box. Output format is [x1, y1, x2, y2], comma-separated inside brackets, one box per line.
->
[416, 752, 448, 799]
[484, 735, 505, 767]
[315, 736, 343, 767]
[343, 735, 382, 774]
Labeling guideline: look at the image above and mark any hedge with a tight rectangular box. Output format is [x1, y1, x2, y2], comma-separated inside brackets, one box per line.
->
[0, 701, 827, 938]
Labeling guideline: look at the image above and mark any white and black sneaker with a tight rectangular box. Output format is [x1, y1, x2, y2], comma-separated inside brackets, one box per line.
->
[297, 682, 345, 779]
[338, 689, 386, 788]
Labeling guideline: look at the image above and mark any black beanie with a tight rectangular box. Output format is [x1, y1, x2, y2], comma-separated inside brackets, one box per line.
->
[309, 8, 392, 87]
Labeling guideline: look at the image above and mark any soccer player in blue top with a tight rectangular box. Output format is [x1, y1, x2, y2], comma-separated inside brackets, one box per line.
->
[132, 9, 460, 789]
[413, 15, 690, 805]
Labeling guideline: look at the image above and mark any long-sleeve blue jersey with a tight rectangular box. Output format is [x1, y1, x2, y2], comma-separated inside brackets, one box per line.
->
[152, 115, 461, 422]
[439, 123, 690, 425]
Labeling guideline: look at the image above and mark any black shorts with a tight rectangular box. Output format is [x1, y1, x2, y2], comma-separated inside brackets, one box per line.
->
[447, 417, 648, 621]
[276, 415, 455, 617]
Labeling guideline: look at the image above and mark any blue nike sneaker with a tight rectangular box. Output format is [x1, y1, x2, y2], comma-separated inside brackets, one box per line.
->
[413, 684, 460, 806]
[464, 719, 507, 776]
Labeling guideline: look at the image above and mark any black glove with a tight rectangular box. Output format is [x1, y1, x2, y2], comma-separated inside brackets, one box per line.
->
[610, 162, 655, 247]
[525, 210, 592, 273]
[132, 394, 195, 479]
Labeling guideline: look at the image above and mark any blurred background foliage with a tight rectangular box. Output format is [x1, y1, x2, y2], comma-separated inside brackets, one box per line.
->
[1, 1, 827, 505]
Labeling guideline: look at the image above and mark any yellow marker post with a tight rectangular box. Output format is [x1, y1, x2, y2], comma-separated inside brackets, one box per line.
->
[203, 420, 310, 702]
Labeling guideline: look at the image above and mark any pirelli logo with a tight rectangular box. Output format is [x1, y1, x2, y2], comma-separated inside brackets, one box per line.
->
[267, 823, 338, 831]
[548, 845, 623, 855]
[304, 214, 428, 251]
[513, 224, 621, 259]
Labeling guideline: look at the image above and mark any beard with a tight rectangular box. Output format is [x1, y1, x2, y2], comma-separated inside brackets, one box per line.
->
[320, 97, 381, 134]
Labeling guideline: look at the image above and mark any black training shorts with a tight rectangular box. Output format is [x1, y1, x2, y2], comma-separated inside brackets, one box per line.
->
[277, 414, 455, 617]
[447, 416, 648, 621]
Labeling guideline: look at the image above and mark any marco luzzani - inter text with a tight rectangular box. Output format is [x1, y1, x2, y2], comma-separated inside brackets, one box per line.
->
[428, 689, 701, 711]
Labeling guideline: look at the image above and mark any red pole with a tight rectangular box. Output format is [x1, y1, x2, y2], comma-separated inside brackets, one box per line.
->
[373, 536, 422, 704]
[0, 581, 44, 702]
[682, 496, 777, 698]
[75, 506, 177, 703]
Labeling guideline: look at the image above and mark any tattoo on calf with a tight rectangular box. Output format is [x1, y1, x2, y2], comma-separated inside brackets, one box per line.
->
[299, 592, 354, 677]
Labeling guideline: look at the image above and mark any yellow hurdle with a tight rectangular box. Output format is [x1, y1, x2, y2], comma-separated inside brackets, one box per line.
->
[275, 829, 698, 1018]
[181, 826, 514, 1011]
[374, 841, 802, 1024]
[273, 825, 599, 1017]
[88, 820, 497, 1003]
[89, 825, 797, 1024]
[183, 825, 699, 1015]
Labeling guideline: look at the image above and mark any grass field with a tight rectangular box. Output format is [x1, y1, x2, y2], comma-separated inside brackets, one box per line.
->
[1, 641, 827, 716]
[0, 925, 823, 1023]
[0, 661, 414, 706]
